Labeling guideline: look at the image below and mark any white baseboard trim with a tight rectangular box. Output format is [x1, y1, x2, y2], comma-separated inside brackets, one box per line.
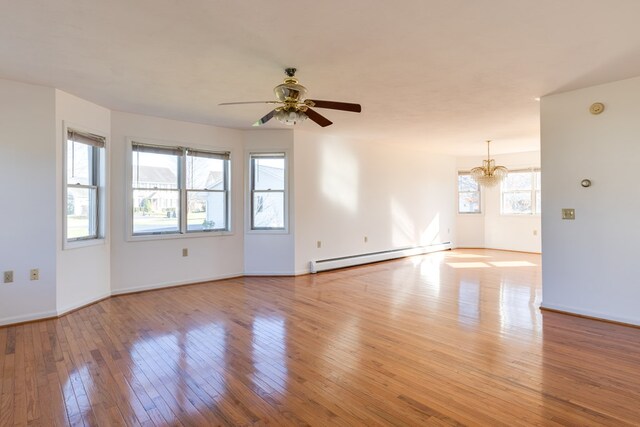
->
[0, 309, 58, 327]
[57, 292, 111, 317]
[243, 271, 296, 276]
[110, 272, 244, 296]
[310, 242, 451, 273]
[455, 246, 541, 254]
[540, 302, 640, 327]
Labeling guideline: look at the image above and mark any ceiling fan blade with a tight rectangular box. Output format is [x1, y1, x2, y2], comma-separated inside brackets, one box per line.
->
[305, 108, 333, 127]
[252, 109, 276, 126]
[306, 99, 361, 113]
[219, 101, 280, 106]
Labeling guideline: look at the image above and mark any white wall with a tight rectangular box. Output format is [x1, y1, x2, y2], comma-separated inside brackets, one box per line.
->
[294, 131, 456, 274]
[455, 212, 485, 248]
[55, 90, 112, 313]
[243, 130, 296, 275]
[456, 151, 541, 253]
[541, 75, 640, 326]
[109, 112, 245, 293]
[0, 79, 57, 325]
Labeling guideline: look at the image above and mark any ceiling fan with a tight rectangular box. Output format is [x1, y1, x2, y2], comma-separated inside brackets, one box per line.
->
[219, 68, 361, 127]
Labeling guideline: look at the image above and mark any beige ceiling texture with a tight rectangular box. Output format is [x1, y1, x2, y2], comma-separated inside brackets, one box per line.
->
[2, 0, 640, 155]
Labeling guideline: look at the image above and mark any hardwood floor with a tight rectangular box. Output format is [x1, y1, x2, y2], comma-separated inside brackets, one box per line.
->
[2, 249, 640, 426]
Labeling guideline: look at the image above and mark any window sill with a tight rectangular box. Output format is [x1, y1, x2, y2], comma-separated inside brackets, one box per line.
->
[246, 228, 289, 235]
[63, 238, 106, 251]
[126, 230, 235, 242]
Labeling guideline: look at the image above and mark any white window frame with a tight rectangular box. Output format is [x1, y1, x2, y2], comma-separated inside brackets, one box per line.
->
[63, 123, 107, 250]
[126, 138, 233, 240]
[247, 151, 289, 234]
[457, 172, 482, 214]
[500, 168, 541, 216]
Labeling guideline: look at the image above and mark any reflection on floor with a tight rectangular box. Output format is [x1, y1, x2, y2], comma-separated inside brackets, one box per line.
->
[1, 249, 640, 425]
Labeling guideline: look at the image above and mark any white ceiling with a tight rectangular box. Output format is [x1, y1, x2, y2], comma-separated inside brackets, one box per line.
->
[2, 0, 640, 155]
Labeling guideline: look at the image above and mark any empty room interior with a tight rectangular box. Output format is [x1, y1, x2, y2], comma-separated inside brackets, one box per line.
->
[1, 1, 640, 425]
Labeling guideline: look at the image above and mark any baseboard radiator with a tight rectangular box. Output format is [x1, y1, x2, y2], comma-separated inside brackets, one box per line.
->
[309, 242, 452, 273]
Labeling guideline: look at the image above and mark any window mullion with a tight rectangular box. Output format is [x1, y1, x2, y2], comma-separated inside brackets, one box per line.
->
[225, 159, 230, 231]
[94, 147, 99, 238]
[180, 149, 187, 234]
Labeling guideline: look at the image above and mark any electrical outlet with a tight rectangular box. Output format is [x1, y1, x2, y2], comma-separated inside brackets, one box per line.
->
[364, 236, 368, 243]
[562, 208, 575, 220]
[182, 248, 188, 257]
[317, 241, 322, 249]
[533, 229, 538, 236]
[4, 271, 13, 283]
[30, 269, 39, 280]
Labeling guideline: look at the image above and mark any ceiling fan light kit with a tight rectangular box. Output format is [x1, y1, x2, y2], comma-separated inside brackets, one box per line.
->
[274, 108, 307, 125]
[470, 140, 508, 187]
[219, 67, 361, 127]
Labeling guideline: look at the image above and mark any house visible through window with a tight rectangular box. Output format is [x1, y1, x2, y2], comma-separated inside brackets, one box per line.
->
[250, 153, 286, 230]
[65, 129, 105, 242]
[186, 149, 229, 232]
[131, 142, 230, 235]
[458, 173, 481, 213]
[501, 169, 541, 215]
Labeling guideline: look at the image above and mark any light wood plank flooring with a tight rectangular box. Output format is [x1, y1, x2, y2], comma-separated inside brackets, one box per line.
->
[2, 249, 640, 426]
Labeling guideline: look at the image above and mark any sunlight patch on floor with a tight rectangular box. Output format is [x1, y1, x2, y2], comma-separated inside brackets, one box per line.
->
[489, 261, 537, 267]
[445, 253, 492, 259]
[446, 262, 491, 268]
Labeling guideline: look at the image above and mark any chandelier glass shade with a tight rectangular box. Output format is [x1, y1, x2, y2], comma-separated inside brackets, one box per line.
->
[470, 140, 508, 187]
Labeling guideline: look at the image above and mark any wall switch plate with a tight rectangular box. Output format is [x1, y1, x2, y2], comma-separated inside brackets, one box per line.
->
[562, 208, 575, 220]
[30, 269, 39, 280]
[4, 271, 13, 283]
[182, 248, 188, 257]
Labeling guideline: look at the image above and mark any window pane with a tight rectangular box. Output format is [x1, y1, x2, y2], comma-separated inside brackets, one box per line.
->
[133, 189, 180, 234]
[535, 190, 541, 214]
[502, 172, 532, 191]
[458, 175, 478, 192]
[132, 151, 179, 189]
[67, 141, 94, 185]
[253, 192, 284, 228]
[187, 191, 226, 231]
[67, 187, 97, 239]
[459, 192, 480, 213]
[253, 157, 285, 190]
[502, 192, 533, 214]
[187, 156, 225, 190]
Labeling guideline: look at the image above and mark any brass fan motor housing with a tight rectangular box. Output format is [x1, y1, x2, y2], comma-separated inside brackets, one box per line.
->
[219, 66, 361, 128]
[274, 77, 308, 103]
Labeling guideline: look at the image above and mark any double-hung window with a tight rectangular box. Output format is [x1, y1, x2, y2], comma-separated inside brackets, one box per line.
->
[186, 149, 229, 232]
[458, 172, 481, 213]
[65, 129, 105, 243]
[501, 169, 541, 215]
[131, 142, 230, 236]
[250, 153, 286, 230]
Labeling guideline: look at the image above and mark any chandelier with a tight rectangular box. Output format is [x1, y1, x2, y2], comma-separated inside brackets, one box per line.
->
[470, 140, 508, 187]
